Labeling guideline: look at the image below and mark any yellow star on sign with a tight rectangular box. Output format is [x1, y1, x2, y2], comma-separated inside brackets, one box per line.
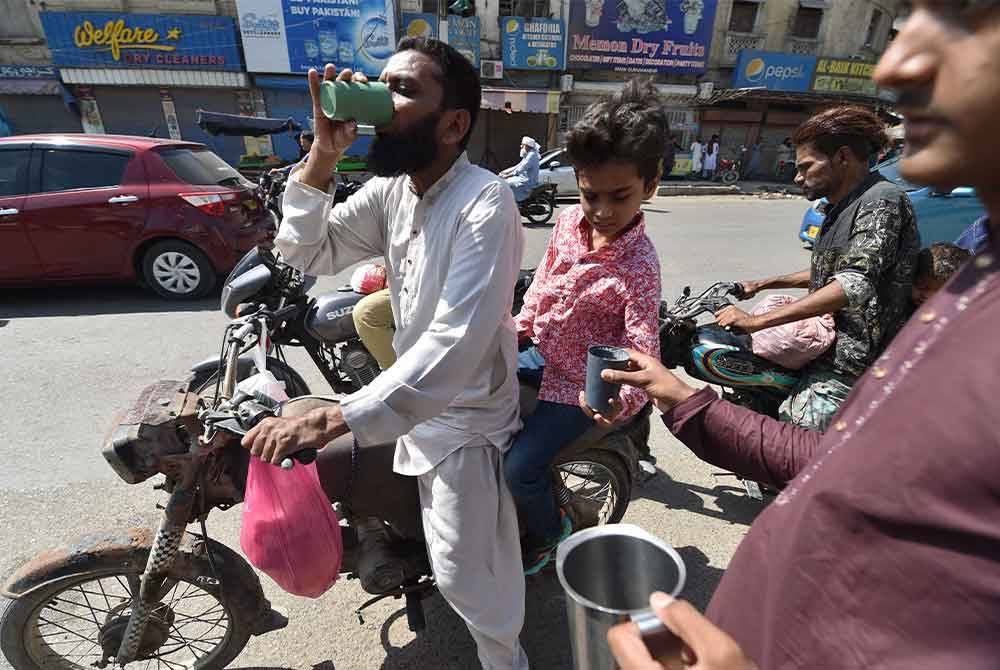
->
[167, 28, 182, 40]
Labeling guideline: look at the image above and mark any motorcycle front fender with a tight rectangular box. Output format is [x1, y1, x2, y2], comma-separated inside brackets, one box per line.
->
[0, 528, 287, 636]
[190, 355, 312, 398]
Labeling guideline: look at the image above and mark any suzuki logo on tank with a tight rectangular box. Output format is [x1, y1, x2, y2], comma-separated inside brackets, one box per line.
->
[235, 0, 396, 74]
[40, 12, 244, 70]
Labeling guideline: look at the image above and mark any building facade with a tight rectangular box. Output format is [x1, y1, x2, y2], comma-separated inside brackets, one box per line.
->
[0, 0, 904, 176]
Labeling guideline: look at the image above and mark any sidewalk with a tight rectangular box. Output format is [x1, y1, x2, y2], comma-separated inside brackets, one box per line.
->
[657, 179, 803, 198]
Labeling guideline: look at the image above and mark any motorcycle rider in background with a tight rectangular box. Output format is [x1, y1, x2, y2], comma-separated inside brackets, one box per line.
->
[716, 106, 919, 431]
[242, 38, 530, 669]
[500, 136, 541, 202]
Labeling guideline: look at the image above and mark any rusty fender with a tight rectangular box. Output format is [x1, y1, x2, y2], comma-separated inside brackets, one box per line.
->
[1, 527, 287, 636]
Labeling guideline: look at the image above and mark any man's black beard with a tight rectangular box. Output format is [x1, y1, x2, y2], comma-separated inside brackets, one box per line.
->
[367, 111, 442, 178]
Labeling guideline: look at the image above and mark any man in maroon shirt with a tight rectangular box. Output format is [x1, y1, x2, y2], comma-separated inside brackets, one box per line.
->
[603, 2, 1000, 668]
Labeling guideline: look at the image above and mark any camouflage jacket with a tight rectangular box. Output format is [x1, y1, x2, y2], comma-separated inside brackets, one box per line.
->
[811, 172, 920, 377]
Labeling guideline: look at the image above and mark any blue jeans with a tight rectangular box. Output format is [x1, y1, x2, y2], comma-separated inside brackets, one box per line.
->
[504, 398, 594, 544]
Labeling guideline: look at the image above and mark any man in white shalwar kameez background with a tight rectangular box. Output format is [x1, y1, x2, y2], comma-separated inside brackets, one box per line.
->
[242, 38, 529, 669]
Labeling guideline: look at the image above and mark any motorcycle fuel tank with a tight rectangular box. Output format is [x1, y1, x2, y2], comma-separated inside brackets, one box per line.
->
[688, 325, 799, 392]
[305, 291, 366, 342]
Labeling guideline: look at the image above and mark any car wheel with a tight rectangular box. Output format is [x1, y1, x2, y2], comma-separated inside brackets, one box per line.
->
[142, 240, 216, 300]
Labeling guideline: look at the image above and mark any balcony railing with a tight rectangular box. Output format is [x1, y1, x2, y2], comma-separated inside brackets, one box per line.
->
[785, 37, 820, 55]
[723, 33, 766, 65]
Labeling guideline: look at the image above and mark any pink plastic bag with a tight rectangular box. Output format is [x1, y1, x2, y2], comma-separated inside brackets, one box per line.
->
[240, 457, 343, 598]
[750, 294, 837, 370]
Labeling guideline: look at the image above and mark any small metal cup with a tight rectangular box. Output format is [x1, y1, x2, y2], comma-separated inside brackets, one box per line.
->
[585, 345, 629, 414]
[556, 524, 686, 669]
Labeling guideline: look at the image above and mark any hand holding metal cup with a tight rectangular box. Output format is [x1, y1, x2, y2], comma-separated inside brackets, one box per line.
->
[556, 524, 687, 669]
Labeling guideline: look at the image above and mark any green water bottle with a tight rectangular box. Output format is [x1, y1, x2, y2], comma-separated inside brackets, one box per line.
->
[320, 81, 394, 128]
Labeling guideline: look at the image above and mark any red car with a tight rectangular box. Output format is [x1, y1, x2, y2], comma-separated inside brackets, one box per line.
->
[0, 134, 273, 299]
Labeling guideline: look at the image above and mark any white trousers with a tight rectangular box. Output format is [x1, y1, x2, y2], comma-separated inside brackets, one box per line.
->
[417, 443, 529, 670]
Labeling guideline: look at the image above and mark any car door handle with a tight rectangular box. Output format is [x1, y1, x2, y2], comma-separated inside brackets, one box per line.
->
[0, 208, 18, 216]
[108, 195, 139, 204]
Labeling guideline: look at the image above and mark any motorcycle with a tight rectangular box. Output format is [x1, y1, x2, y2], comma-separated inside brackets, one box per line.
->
[519, 183, 557, 226]
[658, 282, 801, 498]
[715, 158, 741, 186]
[0, 248, 650, 670]
[258, 167, 363, 226]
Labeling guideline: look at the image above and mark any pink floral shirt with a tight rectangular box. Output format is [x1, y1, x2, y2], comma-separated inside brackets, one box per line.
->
[514, 205, 661, 418]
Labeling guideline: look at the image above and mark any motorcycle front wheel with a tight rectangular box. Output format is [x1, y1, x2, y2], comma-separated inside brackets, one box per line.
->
[522, 196, 555, 226]
[721, 169, 740, 185]
[0, 568, 251, 670]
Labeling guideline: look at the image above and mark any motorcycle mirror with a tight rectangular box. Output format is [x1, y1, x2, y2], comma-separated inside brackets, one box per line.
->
[682, 286, 691, 298]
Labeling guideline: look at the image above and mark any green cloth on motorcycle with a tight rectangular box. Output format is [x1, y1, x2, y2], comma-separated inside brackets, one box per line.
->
[778, 369, 855, 432]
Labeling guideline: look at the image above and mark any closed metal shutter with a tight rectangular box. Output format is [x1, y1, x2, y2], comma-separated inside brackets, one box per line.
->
[0, 94, 82, 135]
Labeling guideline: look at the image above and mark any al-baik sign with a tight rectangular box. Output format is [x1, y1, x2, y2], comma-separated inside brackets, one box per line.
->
[236, 0, 395, 74]
[567, 0, 719, 74]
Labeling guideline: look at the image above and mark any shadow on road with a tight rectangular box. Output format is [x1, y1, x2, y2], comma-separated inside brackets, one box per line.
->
[634, 467, 765, 528]
[675, 545, 727, 611]
[0, 284, 218, 319]
[377, 575, 574, 669]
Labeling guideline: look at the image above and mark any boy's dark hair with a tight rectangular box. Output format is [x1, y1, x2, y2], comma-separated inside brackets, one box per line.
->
[396, 37, 480, 149]
[916, 242, 972, 283]
[564, 78, 669, 185]
[792, 106, 888, 162]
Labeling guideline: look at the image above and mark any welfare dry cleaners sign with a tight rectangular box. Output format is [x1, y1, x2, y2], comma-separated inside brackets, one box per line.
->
[40, 12, 242, 70]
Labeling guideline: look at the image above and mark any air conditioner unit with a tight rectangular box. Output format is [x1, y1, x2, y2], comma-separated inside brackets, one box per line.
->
[481, 60, 504, 79]
[560, 74, 574, 92]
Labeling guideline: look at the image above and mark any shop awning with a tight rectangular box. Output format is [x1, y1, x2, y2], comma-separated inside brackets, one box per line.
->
[59, 68, 248, 89]
[196, 110, 302, 137]
[569, 80, 698, 106]
[481, 88, 560, 114]
[698, 87, 897, 112]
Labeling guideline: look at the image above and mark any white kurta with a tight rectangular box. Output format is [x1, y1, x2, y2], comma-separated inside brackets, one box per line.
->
[690, 141, 704, 172]
[276, 153, 529, 669]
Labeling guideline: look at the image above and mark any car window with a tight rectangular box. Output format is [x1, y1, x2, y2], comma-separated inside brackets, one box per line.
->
[0, 149, 30, 197]
[159, 148, 248, 189]
[40, 149, 131, 193]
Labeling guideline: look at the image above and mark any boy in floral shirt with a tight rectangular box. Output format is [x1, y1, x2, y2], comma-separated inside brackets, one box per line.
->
[507, 80, 666, 574]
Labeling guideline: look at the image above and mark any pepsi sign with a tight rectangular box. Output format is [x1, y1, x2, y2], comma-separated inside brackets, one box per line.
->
[732, 50, 816, 92]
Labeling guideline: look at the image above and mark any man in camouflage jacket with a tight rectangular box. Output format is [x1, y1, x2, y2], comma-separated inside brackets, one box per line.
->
[716, 107, 920, 431]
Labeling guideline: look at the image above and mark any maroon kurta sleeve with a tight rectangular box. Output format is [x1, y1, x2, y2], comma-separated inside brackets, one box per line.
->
[661, 387, 824, 488]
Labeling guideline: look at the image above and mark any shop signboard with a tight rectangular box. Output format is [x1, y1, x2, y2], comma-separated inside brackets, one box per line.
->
[401, 12, 438, 40]
[732, 50, 816, 92]
[40, 12, 242, 70]
[236, 0, 396, 75]
[0, 65, 59, 79]
[567, 0, 718, 74]
[811, 57, 879, 97]
[448, 15, 480, 68]
[502, 17, 565, 71]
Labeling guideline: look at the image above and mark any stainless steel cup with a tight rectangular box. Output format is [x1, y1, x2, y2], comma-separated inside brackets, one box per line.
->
[556, 524, 686, 669]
